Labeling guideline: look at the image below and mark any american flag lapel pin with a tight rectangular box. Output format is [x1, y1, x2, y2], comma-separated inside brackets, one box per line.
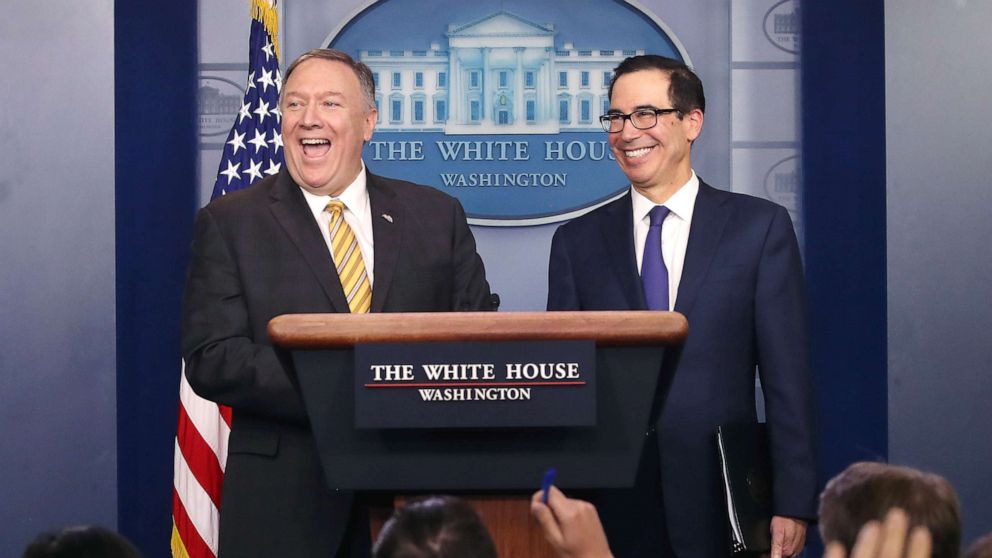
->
[382, 213, 393, 223]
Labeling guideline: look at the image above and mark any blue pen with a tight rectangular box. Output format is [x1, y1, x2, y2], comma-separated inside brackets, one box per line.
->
[541, 468, 557, 504]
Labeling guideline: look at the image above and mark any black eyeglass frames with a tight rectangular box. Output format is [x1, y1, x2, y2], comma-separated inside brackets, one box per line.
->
[599, 108, 681, 133]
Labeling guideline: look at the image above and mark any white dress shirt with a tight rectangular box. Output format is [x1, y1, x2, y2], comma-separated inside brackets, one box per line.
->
[631, 171, 699, 310]
[300, 162, 375, 285]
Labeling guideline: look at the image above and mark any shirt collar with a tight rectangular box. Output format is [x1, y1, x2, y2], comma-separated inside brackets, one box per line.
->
[631, 170, 699, 224]
[299, 161, 369, 216]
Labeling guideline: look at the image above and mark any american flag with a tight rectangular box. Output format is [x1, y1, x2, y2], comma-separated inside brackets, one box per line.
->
[172, 1, 282, 556]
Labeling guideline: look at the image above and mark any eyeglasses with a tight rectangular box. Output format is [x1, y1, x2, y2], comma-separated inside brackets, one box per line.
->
[599, 108, 681, 133]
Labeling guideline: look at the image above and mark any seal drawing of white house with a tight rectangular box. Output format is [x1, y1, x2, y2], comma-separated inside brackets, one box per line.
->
[359, 11, 643, 135]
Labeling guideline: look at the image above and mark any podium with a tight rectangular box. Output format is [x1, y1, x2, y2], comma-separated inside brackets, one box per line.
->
[269, 311, 687, 557]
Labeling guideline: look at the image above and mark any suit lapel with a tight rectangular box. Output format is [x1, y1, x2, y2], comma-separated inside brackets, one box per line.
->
[367, 173, 404, 312]
[674, 180, 731, 316]
[598, 193, 646, 310]
[267, 170, 350, 312]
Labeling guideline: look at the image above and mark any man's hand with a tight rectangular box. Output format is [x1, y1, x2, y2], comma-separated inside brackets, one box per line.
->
[769, 516, 808, 558]
[824, 508, 932, 558]
[530, 486, 613, 558]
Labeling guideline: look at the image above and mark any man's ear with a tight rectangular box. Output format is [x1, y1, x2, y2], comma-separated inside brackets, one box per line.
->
[363, 107, 377, 142]
[684, 108, 704, 142]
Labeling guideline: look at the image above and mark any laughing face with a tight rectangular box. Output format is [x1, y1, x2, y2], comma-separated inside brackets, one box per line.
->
[280, 58, 377, 197]
[607, 69, 702, 203]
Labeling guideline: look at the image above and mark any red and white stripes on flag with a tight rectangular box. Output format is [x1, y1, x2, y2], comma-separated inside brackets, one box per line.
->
[172, 1, 282, 556]
[172, 365, 232, 558]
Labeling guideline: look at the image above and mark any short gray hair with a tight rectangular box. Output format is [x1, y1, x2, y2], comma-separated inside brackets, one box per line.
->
[280, 48, 376, 111]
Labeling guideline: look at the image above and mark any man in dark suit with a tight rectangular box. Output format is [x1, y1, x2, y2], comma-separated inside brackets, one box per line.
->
[181, 49, 491, 557]
[547, 55, 816, 558]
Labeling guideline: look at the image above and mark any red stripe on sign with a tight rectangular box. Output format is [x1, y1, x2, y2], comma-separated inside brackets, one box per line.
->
[172, 488, 217, 558]
[364, 381, 588, 388]
[176, 402, 225, 508]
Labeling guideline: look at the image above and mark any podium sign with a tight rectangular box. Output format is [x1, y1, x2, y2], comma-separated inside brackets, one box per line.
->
[354, 340, 596, 429]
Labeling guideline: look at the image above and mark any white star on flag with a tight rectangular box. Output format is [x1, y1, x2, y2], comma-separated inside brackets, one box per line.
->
[237, 101, 252, 124]
[246, 70, 256, 90]
[261, 39, 275, 62]
[274, 69, 282, 93]
[220, 160, 241, 184]
[253, 100, 271, 123]
[264, 160, 282, 176]
[244, 159, 264, 182]
[257, 69, 275, 93]
[268, 130, 283, 152]
[248, 129, 268, 153]
[227, 130, 247, 155]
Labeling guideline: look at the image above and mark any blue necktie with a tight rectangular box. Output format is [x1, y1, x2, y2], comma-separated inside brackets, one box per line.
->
[641, 205, 671, 311]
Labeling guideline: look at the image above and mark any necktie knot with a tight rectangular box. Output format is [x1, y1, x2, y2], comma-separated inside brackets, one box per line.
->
[648, 205, 670, 227]
[325, 200, 345, 216]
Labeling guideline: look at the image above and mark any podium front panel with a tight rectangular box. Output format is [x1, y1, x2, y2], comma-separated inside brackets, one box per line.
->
[293, 345, 666, 491]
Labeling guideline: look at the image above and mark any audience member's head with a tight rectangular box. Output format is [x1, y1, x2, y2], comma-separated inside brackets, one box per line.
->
[373, 496, 497, 558]
[966, 533, 992, 558]
[23, 525, 142, 558]
[824, 508, 932, 558]
[819, 461, 960, 558]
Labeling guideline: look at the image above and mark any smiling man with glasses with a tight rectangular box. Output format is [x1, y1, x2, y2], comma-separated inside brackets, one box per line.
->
[547, 55, 817, 558]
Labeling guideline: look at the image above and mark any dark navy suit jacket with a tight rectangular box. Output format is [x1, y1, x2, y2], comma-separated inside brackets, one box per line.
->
[182, 168, 491, 557]
[548, 180, 817, 558]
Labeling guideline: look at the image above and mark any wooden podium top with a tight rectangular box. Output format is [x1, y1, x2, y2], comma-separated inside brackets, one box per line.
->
[268, 310, 687, 349]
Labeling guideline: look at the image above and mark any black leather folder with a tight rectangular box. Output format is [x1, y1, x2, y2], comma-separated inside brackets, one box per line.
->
[716, 422, 773, 554]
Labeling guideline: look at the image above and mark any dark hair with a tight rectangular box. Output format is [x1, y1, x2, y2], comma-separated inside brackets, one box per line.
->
[281, 48, 376, 111]
[609, 54, 705, 115]
[966, 533, 992, 558]
[373, 496, 497, 558]
[23, 526, 142, 558]
[819, 462, 961, 558]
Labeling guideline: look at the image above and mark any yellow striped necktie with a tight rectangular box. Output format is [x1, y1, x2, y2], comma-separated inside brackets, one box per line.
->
[325, 200, 372, 313]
